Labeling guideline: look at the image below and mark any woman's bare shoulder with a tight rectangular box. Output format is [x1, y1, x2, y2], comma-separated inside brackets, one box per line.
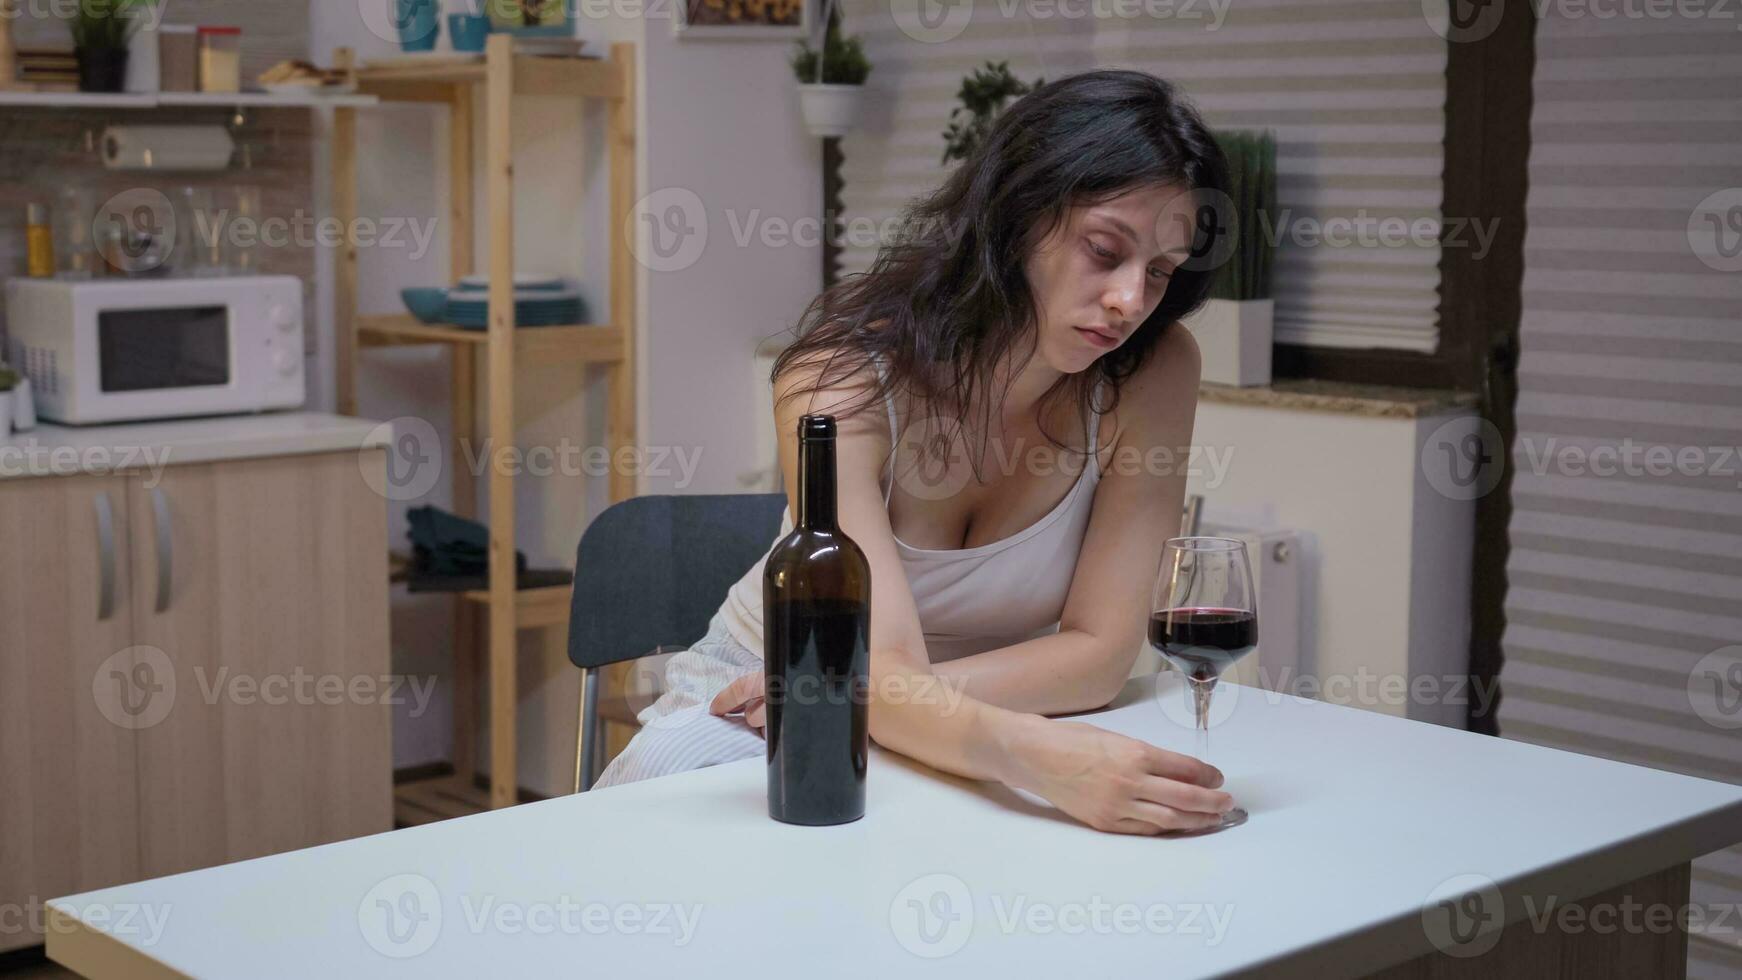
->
[1105, 323, 1202, 446]
[772, 346, 889, 440]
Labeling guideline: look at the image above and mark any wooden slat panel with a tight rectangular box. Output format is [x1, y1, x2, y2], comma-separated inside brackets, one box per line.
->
[1500, 17, 1742, 980]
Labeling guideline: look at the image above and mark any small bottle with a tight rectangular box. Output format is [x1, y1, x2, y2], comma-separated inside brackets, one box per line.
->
[763, 414, 872, 826]
[25, 203, 53, 278]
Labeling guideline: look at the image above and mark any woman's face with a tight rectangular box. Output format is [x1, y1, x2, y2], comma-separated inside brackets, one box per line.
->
[1022, 183, 1201, 375]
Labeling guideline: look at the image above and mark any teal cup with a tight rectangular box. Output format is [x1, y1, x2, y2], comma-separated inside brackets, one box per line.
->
[394, 0, 439, 51]
[448, 13, 490, 52]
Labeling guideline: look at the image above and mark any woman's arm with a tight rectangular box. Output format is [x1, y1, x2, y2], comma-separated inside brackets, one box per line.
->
[709, 346, 1233, 834]
[932, 325, 1204, 715]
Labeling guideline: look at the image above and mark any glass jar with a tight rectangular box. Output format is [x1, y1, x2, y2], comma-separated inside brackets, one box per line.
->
[196, 26, 241, 93]
[55, 187, 96, 279]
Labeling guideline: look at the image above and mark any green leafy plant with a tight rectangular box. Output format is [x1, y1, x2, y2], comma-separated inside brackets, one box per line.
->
[0, 366, 18, 392]
[1208, 129, 1276, 302]
[65, 0, 143, 50]
[790, 9, 870, 86]
[940, 61, 1041, 166]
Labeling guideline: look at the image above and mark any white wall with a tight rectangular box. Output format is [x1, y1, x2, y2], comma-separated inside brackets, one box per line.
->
[308, 0, 821, 795]
[1186, 403, 1478, 728]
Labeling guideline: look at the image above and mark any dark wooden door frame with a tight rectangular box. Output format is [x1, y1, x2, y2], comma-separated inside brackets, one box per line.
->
[1450, 1, 1536, 736]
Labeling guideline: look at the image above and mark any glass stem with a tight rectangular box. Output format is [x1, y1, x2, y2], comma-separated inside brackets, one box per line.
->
[1190, 677, 1215, 760]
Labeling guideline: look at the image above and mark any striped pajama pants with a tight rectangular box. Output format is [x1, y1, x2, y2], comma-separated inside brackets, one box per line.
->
[593, 609, 768, 788]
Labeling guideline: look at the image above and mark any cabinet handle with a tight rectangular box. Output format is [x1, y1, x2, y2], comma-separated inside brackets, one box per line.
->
[94, 491, 116, 621]
[151, 486, 173, 614]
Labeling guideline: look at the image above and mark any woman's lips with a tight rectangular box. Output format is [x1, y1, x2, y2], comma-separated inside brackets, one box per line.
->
[1075, 325, 1119, 349]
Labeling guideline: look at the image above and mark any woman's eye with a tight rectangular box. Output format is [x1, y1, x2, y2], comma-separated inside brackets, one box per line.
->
[1087, 240, 1117, 261]
[1149, 266, 1172, 282]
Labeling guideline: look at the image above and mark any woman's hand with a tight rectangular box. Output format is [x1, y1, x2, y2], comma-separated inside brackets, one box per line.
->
[709, 668, 1233, 837]
[708, 672, 766, 737]
[996, 715, 1235, 835]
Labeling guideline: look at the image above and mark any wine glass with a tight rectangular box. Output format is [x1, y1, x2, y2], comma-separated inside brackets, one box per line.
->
[1149, 536, 1257, 832]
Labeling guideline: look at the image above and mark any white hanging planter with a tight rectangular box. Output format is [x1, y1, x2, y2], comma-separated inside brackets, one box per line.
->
[1183, 298, 1273, 388]
[797, 83, 865, 138]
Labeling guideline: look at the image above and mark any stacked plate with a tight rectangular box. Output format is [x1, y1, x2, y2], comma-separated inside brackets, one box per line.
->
[444, 276, 587, 329]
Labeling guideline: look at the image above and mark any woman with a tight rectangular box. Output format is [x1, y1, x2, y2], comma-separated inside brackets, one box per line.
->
[596, 69, 1237, 836]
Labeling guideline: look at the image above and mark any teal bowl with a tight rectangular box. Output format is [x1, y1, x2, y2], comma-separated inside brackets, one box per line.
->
[401, 287, 448, 324]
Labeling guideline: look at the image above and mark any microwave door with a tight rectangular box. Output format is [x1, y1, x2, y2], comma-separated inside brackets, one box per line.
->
[82, 303, 245, 423]
[98, 305, 231, 393]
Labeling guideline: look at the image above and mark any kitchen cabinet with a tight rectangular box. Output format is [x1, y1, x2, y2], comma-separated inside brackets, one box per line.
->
[0, 419, 392, 953]
[0, 473, 140, 953]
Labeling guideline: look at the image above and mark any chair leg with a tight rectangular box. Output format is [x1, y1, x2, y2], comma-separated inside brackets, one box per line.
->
[581, 664, 602, 790]
[573, 666, 592, 795]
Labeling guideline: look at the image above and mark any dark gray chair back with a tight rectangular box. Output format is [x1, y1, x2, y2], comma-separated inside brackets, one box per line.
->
[567, 492, 786, 670]
[566, 492, 786, 791]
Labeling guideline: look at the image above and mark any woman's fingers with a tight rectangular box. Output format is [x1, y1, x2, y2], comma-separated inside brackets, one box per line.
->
[1123, 798, 1226, 833]
[1134, 773, 1234, 816]
[707, 672, 763, 717]
[1141, 743, 1224, 789]
[1107, 818, 1168, 837]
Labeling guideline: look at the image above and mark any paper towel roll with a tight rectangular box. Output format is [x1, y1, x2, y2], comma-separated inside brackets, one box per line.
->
[101, 125, 235, 171]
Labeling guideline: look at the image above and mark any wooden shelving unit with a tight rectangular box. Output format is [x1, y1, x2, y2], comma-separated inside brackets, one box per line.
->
[0, 90, 379, 108]
[332, 35, 638, 817]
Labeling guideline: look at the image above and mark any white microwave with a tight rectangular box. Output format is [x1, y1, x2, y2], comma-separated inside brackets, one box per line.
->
[5, 275, 305, 425]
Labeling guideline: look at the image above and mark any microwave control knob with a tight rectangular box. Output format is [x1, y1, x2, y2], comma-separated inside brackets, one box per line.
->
[272, 349, 297, 376]
[270, 305, 297, 332]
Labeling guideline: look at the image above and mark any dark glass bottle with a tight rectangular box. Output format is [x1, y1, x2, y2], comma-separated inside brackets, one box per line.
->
[763, 414, 872, 825]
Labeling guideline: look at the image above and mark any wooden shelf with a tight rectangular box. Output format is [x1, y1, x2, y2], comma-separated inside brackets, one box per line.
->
[0, 90, 377, 108]
[334, 35, 638, 813]
[356, 313, 625, 362]
[395, 774, 486, 826]
[355, 54, 619, 101]
[462, 584, 572, 630]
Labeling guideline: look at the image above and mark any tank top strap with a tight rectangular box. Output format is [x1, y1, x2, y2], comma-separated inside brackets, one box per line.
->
[871, 353, 898, 506]
[1087, 375, 1104, 458]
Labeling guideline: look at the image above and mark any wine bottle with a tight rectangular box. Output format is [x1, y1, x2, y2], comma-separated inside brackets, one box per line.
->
[763, 414, 872, 825]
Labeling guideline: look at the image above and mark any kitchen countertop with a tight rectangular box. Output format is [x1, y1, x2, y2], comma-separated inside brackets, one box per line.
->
[1198, 379, 1479, 419]
[44, 670, 1742, 979]
[752, 337, 1476, 420]
[0, 412, 392, 481]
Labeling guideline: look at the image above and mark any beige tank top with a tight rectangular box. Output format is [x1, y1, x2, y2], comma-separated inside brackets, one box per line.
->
[720, 364, 1105, 662]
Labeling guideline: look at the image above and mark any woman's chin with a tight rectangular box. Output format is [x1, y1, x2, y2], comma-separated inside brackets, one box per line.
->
[1051, 346, 1103, 374]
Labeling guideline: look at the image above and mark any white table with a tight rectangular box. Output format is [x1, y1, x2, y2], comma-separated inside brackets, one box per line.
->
[47, 672, 1742, 978]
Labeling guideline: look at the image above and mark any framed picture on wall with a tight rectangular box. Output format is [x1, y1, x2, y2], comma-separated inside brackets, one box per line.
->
[675, 0, 807, 38]
[483, 0, 571, 36]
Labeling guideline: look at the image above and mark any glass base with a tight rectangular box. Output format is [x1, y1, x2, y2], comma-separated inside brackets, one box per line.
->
[1169, 806, 1248, 837]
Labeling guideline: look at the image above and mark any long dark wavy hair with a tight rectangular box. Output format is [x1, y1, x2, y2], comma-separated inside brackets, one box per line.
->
[772, 68, 1229, 466]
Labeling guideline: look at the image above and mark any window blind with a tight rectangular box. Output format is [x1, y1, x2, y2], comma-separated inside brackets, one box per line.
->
[1497, 15, 1742, 978]
[837, 0, 1447, 352]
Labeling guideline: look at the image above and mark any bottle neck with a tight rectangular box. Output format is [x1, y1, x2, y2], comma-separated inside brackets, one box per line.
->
[797, 435, 837, 530]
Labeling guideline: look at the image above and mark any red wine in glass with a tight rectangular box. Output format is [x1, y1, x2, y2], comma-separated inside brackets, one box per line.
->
[1148, 607, 1258, 683]
[1150, 537, 1258, 833]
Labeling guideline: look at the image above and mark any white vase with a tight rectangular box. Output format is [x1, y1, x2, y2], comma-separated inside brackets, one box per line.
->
[124, 6, 161, 93]
[12, 377, 35, 431]
[796, 83, 864, 138]
[1182, 298, 1273, 388]
[0, 390, 13, 441]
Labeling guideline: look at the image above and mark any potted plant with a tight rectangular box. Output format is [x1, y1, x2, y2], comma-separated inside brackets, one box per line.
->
[791, 3, 870, 139]
[941, 61, 1041, 166]
[67, 0, 140, 92]
[0, 365, 17, 439]
[1183, 129, 1276, 387]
